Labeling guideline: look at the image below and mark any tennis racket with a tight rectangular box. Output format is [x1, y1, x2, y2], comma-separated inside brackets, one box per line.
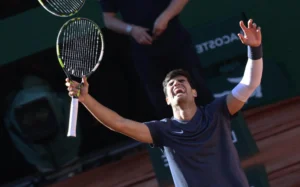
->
[38, 0, 86, 17]
[56, 17, 104, 137]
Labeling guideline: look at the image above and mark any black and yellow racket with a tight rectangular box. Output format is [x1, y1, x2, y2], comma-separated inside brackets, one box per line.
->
[57, 17, 104, 137]
[38, 0, 85, 17]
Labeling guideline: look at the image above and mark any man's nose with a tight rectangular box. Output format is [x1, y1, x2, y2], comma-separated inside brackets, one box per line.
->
[174, 80, 181, 86]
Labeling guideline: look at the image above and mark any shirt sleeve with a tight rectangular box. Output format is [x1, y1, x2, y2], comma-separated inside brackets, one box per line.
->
[99, 0, 119, 13]
[144, 120, 164, 148]
[205, 95, 234, 122]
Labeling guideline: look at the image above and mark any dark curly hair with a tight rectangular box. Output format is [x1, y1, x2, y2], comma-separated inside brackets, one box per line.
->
[162, 69, 195, 96]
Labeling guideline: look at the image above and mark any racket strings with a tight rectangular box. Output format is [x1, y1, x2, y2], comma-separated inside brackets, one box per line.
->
[45, 0, 83, 14]
[60, 19, 102, 77]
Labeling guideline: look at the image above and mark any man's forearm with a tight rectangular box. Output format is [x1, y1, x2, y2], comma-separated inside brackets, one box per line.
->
[80, 94, 153, 144]
[103, 13, 132, 35]
[160, 0, 189, 21]
[232, 45, 263, 102]
[81, 94, 124, 131]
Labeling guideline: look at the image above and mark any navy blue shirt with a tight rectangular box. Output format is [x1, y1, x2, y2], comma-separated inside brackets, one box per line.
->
[100, 0, 178, 31]
[145, 96, 249, 187]
[99, 0, 191, 50]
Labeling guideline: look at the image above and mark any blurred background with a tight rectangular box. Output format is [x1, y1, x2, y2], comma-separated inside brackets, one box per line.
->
[1, 0, 300, 187]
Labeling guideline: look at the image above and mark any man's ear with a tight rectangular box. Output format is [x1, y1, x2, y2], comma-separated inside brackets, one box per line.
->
[166, 97, 170, 105]
[192, 89, 197, 98]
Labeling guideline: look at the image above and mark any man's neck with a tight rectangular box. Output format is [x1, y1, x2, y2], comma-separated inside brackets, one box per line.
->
[172, 103, 197, 121]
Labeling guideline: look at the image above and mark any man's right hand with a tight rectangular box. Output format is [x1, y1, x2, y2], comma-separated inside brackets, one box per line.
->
[102, 12, 152, 45]
[130, 25, 153, 45]
[65, 76, 89, 102]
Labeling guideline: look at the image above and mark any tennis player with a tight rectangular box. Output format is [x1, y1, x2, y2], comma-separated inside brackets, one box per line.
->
[66, 19, 263, 187]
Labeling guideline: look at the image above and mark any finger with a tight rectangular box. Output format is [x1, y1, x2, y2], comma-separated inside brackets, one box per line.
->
[256, 26, 261, 32]
[139, 35, 151, 45]
[142, 38, 152, 45]
[154, 29, 163, 38]
[152, 27, 161, 36]
[143, 33, 153, 43]
[66, 81, 80, 90]
[82, 76, 88, 86]
[256, 27, 262, 42]
[69, 91, 76, 97]
[237, 33, 246, 44]
[239, 21, 247, 32]
[71, 80, 80, 87]
[252, 23, 257, 29]
[152, 27, 156, 36]
[248, 19, 253, 28]
[68, 86, 79, 92]
[69, 88, 81, 96]
[66, 78, 69, 82]
[141, 27, 150, 32]
[138, 37, 144, 44]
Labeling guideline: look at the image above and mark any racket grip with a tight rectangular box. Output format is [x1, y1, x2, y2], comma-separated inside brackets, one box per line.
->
[67, 98, 79, 137]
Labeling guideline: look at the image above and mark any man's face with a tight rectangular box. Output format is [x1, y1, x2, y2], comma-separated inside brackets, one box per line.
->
[165, 76, 197, 106]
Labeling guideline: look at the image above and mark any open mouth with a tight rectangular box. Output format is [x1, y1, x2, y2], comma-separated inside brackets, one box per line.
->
[173, 87, 185, 96]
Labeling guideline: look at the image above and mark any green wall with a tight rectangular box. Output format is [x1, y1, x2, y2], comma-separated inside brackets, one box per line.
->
[1, 0, 299, 93]
[179, 0, 300, 93]
[0, 0, 104, 67]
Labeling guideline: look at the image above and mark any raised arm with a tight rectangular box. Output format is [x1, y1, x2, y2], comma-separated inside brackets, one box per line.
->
[152, 0, 189, 38]
[66, 77, 153, 144]
[226, 19, 263, 115]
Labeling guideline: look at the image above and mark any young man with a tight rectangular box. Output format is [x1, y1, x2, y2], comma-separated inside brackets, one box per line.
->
[99, 0, 214, 118]
[66, 19, 263, 187]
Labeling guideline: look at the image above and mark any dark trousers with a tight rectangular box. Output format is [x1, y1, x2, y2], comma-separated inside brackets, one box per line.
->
[131, 29, 214, 119]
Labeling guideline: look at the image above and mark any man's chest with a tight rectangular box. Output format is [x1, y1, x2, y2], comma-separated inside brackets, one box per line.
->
[165, 122, 220, 154]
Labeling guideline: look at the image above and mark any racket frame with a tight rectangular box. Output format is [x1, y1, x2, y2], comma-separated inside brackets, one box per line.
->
[56, 17, 104, 137]
[38, 0, 86, 17]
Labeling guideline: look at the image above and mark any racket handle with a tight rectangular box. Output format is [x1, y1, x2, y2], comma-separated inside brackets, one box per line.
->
[67, 98, 79, 137]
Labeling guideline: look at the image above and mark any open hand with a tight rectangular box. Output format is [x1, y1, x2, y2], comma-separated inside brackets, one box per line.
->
[65, 76, 89, 102]
[152, 14, 169, 39]
[238, 19, 262, 47]
[131, 25, 153, 45]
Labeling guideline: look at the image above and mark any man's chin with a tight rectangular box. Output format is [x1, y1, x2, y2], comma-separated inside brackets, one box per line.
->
[174, 95, 186, 103]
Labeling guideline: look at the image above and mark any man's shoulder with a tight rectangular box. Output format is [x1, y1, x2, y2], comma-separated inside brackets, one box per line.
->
[144, 118, 171, 125]
[202, 95, 227, 110]
[198, 95, 229, 117]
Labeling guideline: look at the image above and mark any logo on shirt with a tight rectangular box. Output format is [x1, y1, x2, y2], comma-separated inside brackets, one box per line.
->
[172, 130, 184, 134]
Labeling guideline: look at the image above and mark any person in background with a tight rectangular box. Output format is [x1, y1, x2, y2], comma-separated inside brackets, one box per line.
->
[99, 0, 214, 118]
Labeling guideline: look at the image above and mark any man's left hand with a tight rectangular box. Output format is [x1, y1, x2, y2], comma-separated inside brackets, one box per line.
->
[238, 19, 262, 47]
[152, 14, 169, 39]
